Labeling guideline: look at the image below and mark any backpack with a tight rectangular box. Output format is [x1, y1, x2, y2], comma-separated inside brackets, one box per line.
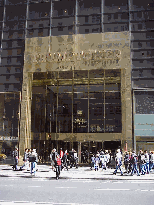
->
[29, 155, 36, 162]
[124, 154, 129, 164]
[131, 154, 137, 164]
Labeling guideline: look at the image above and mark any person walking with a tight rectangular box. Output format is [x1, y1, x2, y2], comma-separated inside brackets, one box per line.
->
[138, 150, 143, 173]
[27, 148, 31, 171]
[94, 155, 100, 171]
[130, 151, 140, 176]
[128, 151, 133, 173]
[144, 150, 149, 174]
[51, 148, 58, 170]
[62, 150, 68, 170]
[140, 152, 146, 175]
[113, 149, 123, 176]
[13, 147, 18, 171]
[149, 151, 154, 172]
[90, 154, 95, 170]
[124, 151, 129, 174]
[29, 149, 37, 175]
[55, 154, 61, 177]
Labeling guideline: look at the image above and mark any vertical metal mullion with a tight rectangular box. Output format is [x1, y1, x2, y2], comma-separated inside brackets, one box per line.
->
[50, 0, 52, 36]
[56, 78, 58, 134]
[72, 71, 74, 134]
[75, 0, 78, 35]
[0, 0, 6, 66]
[101, 0, 104, 33]
[133, 90, 136, 152]
[25, 0, 29, 39]
[45, 85, 47, 136]
[88, 70, 89, 133]
[1, 0, 6, 43]
[104, 70, 105, 133]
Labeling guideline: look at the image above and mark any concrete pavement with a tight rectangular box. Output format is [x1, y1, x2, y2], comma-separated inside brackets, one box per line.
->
[0, 164, 154, 180]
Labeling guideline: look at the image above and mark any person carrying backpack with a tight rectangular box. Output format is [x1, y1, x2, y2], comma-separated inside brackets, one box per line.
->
[130, 151, 140, 176]
[124, 151, 129, 174]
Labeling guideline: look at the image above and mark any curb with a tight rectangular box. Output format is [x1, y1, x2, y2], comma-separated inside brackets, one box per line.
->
[0, 173, 153, 180]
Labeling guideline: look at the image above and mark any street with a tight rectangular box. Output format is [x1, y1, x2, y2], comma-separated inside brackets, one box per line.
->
[0, 177, 154, 205]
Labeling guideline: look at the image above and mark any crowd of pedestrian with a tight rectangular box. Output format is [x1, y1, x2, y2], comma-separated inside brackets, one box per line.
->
[123, 149, 154, 176]
[12, 148, 38, 175]
[12, 146, 154, 177]
[50, 148, 78, 176]
[90, 148, 154, 176]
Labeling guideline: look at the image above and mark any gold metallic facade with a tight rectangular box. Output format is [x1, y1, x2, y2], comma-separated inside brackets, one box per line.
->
[19, 32, 131, 162]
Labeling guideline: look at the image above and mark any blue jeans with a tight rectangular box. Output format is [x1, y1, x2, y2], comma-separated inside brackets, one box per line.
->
[114, 163, 123, 175]
[141, 164, 146, 175]
[14, 158, 18, 170]
[31, 162, 35, 174]
[131, 163, 139, 175]
[145, 162, 149, 173]
[149, 162, 154, 171]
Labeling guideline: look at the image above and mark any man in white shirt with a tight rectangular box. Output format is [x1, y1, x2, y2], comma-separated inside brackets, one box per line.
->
[113, 149, 123, 176]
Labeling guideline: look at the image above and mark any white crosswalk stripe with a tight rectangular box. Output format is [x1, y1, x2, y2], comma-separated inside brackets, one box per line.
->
[0, 202, 97, 205]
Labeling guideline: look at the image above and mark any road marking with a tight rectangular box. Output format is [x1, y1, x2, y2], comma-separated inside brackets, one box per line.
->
[141, 190, 149, 192]
[150, 190, 154, 191]
[113, 182, 123, 183]
[28, 186, 41, 187]
[55, 187, 77, 189]
[94, 188, 130, 191]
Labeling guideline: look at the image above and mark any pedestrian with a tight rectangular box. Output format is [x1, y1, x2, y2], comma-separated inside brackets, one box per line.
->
[51, 148, 58, 170]
[144, 150, 149, 174]
[60, 148, 64, 159]
[13, 147, 18, 171]
[29, 149, 37, 175]
[90, 154, 95, 170]
[94, 155, 100, 171]
[128, 151, 133, 173]
[138, 150, 143, 173]
[62, 150, 68, 170]
[113, 149, 123, 176]
[20, 148, 28, 170]
[55, 154, 61, 177]
[149, 151, 154, 172]
[33, 149, 38, 172]
[27, 148, 31, 171]
[130, 151, 140, 176]
[124, 151, 129, 174]
[100, 152, 106, 171]
[140, 152, 146, 175]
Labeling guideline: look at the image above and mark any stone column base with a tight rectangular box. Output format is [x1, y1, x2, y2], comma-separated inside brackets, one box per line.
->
[18, 155, 24, 166]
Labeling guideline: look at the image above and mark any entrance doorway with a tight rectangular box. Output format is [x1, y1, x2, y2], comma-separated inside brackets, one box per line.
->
[103, 140, 121, 153]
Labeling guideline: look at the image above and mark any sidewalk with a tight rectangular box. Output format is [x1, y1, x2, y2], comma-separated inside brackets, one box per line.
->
[0, 164, 154, 180]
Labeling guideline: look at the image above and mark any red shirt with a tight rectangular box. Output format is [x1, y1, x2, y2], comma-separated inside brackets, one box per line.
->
[57, 158, 61, 166]
[60, 150, 64, 158]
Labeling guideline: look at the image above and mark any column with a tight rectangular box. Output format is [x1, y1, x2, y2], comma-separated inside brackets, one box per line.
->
[78, 141, 81, 163]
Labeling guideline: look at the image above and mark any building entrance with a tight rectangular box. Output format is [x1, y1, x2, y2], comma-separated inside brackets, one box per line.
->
[103, 140, 121, 153]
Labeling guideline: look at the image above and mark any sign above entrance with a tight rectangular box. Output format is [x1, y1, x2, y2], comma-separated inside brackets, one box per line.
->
[0, 136, 18, 141]
[26, 49, 121, 64]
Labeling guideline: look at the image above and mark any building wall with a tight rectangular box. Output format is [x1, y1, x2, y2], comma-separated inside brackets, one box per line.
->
[20, 32, 131, 158]
[0, 0, 154, 155]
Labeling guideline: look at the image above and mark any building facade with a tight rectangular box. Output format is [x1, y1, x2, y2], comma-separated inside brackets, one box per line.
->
[0, 0, 154, 162]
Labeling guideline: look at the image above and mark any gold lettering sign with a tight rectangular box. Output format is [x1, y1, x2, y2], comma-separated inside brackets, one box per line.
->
[26, 49, 121, 63]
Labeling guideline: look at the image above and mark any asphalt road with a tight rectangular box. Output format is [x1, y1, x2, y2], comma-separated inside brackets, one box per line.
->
[0, 177, 154, 205]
